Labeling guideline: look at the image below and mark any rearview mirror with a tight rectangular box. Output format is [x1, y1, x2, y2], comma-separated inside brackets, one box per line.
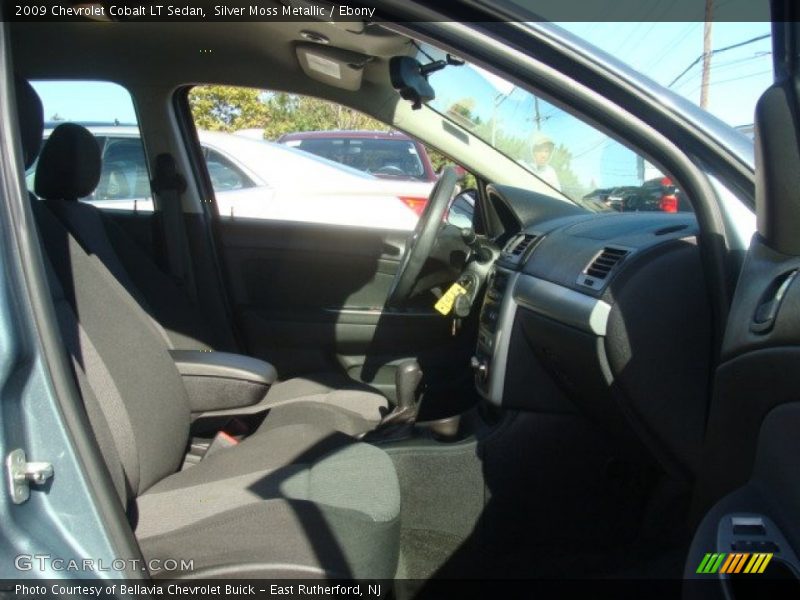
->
[390, 57, 435, 110]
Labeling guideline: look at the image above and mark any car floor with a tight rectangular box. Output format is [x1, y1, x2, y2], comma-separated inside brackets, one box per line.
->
[395, 528, 466, 579]
[386, 410, 693, 586]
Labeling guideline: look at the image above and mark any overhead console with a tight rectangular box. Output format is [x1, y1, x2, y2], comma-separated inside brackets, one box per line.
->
[473, 211, 712, 477]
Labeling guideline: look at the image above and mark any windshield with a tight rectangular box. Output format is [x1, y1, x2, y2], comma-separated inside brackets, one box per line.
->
[421, 45, 693, 215]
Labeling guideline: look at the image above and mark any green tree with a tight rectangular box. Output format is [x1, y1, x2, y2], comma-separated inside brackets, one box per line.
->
[188, 86, 390, 139]
[259, 93, 389, 140]
[188, 86, 271, 132]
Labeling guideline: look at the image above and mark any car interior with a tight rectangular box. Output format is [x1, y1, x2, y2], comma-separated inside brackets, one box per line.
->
[3, 2, 800, 597]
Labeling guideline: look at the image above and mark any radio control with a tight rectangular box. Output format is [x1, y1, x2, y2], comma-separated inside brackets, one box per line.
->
[470, 356, 489, 381]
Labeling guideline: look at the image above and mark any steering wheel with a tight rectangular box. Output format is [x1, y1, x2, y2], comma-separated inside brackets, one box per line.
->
[386, 166, 459, 307]
[374, 164, 407, 176]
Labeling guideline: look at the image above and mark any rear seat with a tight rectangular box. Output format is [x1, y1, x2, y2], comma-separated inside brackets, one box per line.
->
[17, 79, 401, 578]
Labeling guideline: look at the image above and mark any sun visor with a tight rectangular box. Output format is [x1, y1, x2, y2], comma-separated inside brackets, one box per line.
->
[295, 43, 372, 91]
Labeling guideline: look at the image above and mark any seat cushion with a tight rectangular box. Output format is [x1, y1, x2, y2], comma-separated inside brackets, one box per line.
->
[135, 440, 401, 579]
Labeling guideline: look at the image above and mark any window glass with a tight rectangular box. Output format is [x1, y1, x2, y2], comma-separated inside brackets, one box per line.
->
[27, 81, 153, 212]
[188, 86, 472, 230]
[421, 45, 692, 214]
[204, 148, 255, 192]
[557, 20, 771, 132]
[282, 136, 428, 181]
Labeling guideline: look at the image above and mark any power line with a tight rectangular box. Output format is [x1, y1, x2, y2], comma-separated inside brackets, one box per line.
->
[682, 68, 773, 96]
[642, 23, 701, 72]
[672, 52, 771, 89]
[668, 33, 771, 88]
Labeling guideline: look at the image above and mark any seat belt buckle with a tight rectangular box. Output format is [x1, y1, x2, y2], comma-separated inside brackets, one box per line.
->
[224, 417, 251, 437]
[203, 431, 239, 459]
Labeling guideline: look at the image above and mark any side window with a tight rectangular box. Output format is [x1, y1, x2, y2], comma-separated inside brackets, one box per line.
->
[28, 81, 154, 212]
[188, 86, 472, 230]
[96, 137, 151, 202]
[204, 148, 255, 192]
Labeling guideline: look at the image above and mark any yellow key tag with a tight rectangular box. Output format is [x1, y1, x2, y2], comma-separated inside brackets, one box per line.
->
[434, 283, 468, 316]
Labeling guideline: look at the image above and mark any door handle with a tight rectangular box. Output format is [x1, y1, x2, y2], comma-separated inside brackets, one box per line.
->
[751, 269, 798, 334]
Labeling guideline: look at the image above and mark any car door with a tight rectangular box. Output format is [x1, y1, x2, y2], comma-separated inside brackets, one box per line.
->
[685, 7, 800, 594]
[184, 92, 476, 404]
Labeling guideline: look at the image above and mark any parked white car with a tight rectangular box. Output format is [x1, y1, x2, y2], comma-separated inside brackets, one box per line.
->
[29, 127, 436, 230]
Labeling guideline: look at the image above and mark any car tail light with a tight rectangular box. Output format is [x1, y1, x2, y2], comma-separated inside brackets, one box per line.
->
[660, 176, 673, 187]
[660, 194, 679, 213]
[400, 196, 428, 216]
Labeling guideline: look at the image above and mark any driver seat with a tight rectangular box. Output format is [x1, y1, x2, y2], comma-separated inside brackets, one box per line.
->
[27, 117, 389, 432]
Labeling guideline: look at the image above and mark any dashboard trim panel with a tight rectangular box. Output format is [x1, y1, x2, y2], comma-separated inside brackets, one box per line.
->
[481, 271, 519, 406]
[513, 274, 612, 336]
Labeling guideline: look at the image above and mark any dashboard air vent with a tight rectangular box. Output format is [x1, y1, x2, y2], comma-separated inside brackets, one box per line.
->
[586, 247, 629, 280]
[511, 234, 537, 256]
[502, 233, 538, 259]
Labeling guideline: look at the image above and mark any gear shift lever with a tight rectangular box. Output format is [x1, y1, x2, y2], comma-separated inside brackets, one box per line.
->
[362, 360, 423, 442]
[395, 359, 423, 418]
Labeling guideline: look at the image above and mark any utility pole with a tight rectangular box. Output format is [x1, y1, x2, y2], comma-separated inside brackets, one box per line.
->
[700, 0, 714, 109]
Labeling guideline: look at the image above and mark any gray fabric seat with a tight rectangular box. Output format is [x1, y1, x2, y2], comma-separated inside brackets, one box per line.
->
[18, 79, 401, 579]
[137, 441, 400, 578]
[34, 123, 389, 430]
[35, 200, 400, 578]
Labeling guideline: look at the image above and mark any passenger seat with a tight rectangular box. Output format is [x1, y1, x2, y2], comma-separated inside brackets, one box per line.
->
[33, 121, 389, 435]
[17, 79, 401, 578]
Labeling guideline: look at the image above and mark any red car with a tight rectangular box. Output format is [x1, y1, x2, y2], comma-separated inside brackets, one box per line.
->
[278, 130, 438, 215]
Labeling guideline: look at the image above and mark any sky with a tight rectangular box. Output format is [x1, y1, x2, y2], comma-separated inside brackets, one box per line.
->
[558, 21, 773, 127]
[33, 80, 139, 124]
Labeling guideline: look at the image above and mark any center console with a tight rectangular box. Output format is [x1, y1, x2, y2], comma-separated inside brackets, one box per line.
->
[471, 232, 540, 406]
[472, 266, 518, 406]
[169, 350, 277, 417]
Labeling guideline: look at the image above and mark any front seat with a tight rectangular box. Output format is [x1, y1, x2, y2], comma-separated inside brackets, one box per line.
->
[16, 78, 401, 578]
[32, 121, 389, 434]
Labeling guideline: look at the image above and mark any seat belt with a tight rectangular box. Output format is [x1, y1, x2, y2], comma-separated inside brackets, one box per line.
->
[150, 153, 197, 303]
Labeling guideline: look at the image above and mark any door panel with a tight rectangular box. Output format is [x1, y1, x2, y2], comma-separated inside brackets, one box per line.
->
[217, 218, 470, 398]
[686, 11, 800, 594]
[685, 403, 800, 598]
[693, 12, 800, 516]
[693, 237, 800, 514]
[219, 218, 406, 310]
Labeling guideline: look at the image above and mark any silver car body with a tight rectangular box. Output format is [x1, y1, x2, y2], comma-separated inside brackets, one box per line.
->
[35, 127, 435, 231]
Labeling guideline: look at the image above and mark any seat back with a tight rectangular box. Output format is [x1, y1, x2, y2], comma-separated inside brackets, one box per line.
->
[34, 123, 216, 351]
[16, 78, 192, 505]
[35, 200, 193, 499]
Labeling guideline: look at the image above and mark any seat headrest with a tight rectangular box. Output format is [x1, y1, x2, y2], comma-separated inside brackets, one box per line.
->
[35, 123, 101, 201]
[15, 77, 44, 169]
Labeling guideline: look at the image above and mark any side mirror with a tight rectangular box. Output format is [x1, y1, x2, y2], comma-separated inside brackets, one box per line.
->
[446, 188, 477, 228]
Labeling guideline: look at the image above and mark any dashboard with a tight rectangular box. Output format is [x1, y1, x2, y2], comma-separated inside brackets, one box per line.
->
[474, 184, 712, 477]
